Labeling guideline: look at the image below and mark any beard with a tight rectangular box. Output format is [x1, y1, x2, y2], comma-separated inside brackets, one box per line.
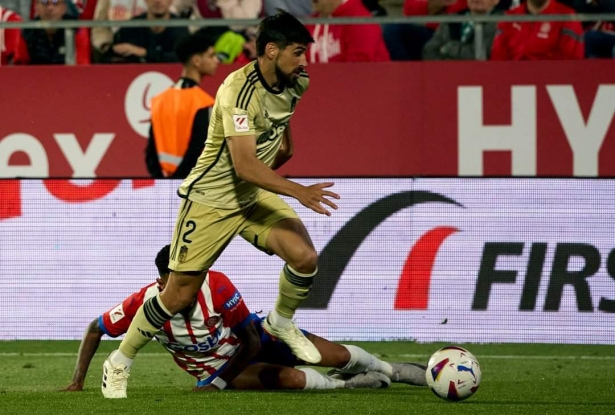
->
[274, 60, 299, 88]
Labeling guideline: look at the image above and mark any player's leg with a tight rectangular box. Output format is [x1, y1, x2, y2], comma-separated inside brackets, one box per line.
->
[228, 363, 388, 390]
[306, 334, 426, 386]
[239, 192, 320, 363]
[266, 218, 317, 322]
[102, 200, 237, 398]
[307, 334, 392, 377]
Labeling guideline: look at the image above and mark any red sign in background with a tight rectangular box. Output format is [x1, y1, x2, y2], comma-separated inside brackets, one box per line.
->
[1, 61, 615, 178]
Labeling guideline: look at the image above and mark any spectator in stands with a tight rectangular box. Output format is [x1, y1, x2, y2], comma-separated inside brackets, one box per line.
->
[170, 0, 262, 66]
[74, 0, 97, 19]
[28, 0, 81, 19]
[0, 5, 30, 64]
[213, 25, 256, 63]
[146, 30, 218, 179]
[172, 0, 261, 21]
[264, 0, 312, 16]
[383, 0, 468, 60]
[0, 0, 30, 20]
[585, 21, 615, 58]
[307, 0, 390, 62]
[91, 0, 147, 60]
[23, 0, 91, 64]
[104, 0, 188, 63]
[172, 0, 261, 36]
[491, 0, 584, 60]
[422, 0, 501, 60]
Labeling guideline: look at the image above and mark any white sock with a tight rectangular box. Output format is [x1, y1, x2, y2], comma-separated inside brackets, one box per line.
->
[109, 349, 133, 368]
[341, 345, 393, 378]
[299, 368, 345, 390]
[268, 309, 292, 329]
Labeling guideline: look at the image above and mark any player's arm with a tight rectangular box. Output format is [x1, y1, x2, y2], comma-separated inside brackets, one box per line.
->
[270, 125, 294, 170]
[63, 318, 104, 391]
[227, 134, 339, 215]
[63, 290, 143, 391]
[194, 319, 262, 392]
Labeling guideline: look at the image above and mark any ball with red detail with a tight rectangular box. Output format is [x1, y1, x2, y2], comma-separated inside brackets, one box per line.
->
[426, 346, 481, 402]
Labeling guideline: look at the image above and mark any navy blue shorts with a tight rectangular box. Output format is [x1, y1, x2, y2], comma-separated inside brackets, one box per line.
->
[252, 315, 310, 367]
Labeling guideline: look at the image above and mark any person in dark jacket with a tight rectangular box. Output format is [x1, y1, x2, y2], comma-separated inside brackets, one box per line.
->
[105, 0, 188, 63]
[422, 0, 502, 60]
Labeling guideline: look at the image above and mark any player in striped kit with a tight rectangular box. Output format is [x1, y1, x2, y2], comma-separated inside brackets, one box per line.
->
[65, 246, 427, 392]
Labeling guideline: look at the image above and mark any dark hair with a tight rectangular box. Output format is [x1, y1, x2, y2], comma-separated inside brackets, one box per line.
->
[256, 10, 314, 57]
[155, 245, 171, 276]
[175, 30, 216, 65]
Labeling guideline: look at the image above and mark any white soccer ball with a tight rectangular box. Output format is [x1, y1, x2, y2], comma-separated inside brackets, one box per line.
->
[426, 346, 481, 402]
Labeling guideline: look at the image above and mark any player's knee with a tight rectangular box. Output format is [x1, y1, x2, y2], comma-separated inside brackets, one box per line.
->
[278, 368, 306, 390]
[333, 346, 352, 368]
[288, 248, 318, 274]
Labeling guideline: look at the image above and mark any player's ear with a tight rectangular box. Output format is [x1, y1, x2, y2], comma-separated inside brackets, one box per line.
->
[267, 42, 278, 59]
[190, 53, 199, 67]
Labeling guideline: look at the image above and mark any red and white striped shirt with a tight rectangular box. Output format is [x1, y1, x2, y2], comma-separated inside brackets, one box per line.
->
[99, 271, 250, 381]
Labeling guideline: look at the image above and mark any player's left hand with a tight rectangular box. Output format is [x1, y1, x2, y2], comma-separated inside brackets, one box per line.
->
[61, 382, 84, 392]
[192, 385, 221, 392]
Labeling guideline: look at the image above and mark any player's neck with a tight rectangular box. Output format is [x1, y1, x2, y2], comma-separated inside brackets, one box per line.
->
[181, 68, 203, 85]
[256, 57, 282, 90]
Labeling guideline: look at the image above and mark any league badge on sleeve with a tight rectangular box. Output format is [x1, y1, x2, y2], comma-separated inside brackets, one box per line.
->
[109, 304, 125, 324]
[233, 114, 250, 133]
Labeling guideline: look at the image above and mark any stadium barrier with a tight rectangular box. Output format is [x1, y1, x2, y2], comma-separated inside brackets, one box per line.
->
[1, 61, 614, 178]
[2, 14, 615, 63]
[1, 178, 613, 343]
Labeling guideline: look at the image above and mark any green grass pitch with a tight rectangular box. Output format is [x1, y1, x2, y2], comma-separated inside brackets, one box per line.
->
[0, 341, 613, 415]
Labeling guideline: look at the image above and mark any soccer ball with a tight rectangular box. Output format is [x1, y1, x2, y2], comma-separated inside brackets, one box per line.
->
[426, 346, 481, 402]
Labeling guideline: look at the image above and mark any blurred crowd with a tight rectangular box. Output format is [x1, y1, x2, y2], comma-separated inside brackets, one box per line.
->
[0, 0, 613, 65]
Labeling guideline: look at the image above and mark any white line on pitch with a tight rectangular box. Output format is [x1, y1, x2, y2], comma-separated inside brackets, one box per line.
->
[382, 354, 615, 360]
[0, 352, 614, 360]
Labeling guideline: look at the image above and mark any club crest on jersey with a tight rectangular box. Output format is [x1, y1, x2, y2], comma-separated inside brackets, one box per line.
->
[223, 291, 242, 310]
[205, 316, 220, 327]
[179, 245, 188, 263]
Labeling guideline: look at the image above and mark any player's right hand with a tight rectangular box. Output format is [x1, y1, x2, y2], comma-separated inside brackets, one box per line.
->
[297, 182, 340, 216]
[61, 382, 84, 392]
